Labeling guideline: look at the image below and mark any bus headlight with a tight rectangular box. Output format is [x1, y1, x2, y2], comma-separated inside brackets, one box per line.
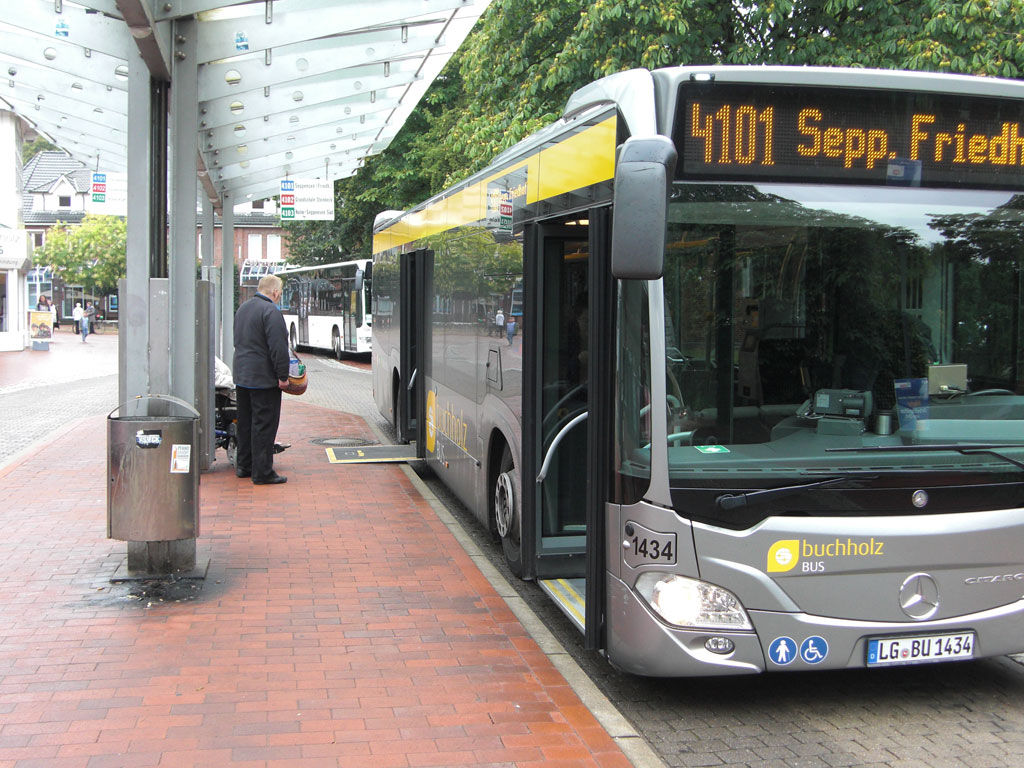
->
[634, 573, 752, 630]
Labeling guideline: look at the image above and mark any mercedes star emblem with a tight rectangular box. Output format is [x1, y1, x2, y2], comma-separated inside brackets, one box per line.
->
[899, 572, 940, 620]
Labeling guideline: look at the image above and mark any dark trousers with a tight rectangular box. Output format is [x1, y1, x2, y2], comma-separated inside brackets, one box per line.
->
[235, 386, 282, 481]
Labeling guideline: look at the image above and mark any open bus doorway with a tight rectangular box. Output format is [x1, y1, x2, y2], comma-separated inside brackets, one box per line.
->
[525, 209, 614, 650]
[537, 230, 590, 560]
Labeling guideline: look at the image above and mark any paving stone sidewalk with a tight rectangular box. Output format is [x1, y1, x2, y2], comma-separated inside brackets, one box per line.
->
[0, 395, 631, 767]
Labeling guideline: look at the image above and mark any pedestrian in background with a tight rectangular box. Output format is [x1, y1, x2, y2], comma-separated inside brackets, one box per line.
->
[81, 301, 95, 342]
[72, 302, 83, 335]
[233, 274, 290, 485]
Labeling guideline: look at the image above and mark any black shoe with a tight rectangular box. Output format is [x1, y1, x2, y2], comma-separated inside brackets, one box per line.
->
[253, 474, 287, 485]
[236, 469, 252, 478]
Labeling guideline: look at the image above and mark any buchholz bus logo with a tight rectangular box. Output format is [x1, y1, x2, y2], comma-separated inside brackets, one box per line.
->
[425, 390, 437, 454]
[767, 540, 800, 572]
[767, 537, 885, 573]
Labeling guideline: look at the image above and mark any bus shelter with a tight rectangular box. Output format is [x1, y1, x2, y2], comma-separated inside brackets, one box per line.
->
[0, 0, 491, 570]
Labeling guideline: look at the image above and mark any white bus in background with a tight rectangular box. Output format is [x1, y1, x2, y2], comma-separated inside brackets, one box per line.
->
[279, 259, 372, 358]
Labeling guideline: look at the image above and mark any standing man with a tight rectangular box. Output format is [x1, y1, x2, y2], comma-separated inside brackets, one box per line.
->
[494, 307, 505, 338]
[72, 301, 83, 335]
[233, 274, 290, 485]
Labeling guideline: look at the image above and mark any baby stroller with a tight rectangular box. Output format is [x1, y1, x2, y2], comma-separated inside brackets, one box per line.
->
[214, 358, 289, 466]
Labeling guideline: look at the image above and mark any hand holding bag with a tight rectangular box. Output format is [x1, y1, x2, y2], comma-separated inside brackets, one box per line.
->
[283, 350, 307, 396]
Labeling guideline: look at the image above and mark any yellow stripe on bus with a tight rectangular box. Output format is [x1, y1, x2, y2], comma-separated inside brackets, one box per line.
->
[373, 116, 617, 252]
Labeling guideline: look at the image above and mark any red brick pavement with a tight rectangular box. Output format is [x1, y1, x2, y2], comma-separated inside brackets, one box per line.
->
[0, 398, 631, 768]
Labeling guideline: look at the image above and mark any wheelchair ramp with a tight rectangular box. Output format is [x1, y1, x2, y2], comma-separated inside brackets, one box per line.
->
[539, 577, 587, 633]
[325, 444, 420, 464]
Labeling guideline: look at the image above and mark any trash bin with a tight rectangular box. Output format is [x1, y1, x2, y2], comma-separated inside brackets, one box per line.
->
[107, 395, 200, 542]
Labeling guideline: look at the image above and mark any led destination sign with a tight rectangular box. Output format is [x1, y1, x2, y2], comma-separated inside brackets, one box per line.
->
[676, 84, 1024, 188]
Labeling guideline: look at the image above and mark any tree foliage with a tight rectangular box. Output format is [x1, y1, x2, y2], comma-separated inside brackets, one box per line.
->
[34, 214, 127, 294]
[284, 0, 1024, 261]
[22, 136, 59, 164]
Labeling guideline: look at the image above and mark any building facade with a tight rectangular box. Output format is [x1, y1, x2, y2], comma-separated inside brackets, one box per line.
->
[22, 151, 292, 327]
[0, 110, 31, 352]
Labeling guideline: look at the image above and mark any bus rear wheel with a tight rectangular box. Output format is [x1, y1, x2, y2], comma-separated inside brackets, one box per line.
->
[494, 445, 523, 576]
[332, 327, 343, 360]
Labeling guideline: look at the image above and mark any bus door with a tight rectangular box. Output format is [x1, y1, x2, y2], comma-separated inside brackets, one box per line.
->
[399, 249, 431, 452]
[297, 279, 311, 345]
[343, 273, 359, 352]
[526, 209, 613, 648]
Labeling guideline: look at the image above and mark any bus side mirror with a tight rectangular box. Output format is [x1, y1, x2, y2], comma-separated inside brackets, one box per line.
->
[611, 136, 677, 280]
[354, 269, 364, 292]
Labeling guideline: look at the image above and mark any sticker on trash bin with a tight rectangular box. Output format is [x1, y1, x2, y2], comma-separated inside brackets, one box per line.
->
[136, 429, 162, 448]
[170, 444, 191, 473]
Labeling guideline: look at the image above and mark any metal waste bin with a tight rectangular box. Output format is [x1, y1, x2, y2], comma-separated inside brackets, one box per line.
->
[108, 395, 200, 542]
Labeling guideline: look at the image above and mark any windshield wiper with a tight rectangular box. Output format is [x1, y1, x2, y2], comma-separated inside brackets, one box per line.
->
[715, 476, 875, 512]
[826, 443, 1024, 471]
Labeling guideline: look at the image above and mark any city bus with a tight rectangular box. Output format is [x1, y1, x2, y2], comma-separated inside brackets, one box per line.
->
[371, 66, 1024, 676]
[279, 259, 372, 357]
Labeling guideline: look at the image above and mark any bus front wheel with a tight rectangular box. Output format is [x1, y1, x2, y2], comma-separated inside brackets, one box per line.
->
[494, 445, 523, 576]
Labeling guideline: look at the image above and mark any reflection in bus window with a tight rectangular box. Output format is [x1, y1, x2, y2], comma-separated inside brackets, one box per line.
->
[661, 184, 1024, 452]
[616, 279, 652, 504]
[277, 259, 372, 356]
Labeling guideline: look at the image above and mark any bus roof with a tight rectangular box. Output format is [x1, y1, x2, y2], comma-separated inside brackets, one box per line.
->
[373, 65, 1024, 243]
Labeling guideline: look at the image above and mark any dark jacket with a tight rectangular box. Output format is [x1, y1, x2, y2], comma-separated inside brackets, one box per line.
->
[233, 293, 289, 388]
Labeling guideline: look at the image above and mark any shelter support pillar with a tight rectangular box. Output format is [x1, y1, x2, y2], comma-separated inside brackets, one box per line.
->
[221, 194, 235, 365]
[201, 195, 217, 349]
[168, 16, 198, 410]
[130, 15, 199, 573]
[119, 52, 159, 411]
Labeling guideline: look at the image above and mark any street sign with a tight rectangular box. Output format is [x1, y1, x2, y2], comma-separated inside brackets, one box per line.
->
[279, 178, 334, 221]
[86, 172, 127, 215]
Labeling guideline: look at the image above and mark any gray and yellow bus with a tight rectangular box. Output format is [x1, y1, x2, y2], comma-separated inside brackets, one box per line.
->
[372, 66, 1024, 676]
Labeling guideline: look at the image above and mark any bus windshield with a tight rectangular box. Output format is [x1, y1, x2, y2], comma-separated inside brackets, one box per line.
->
[650, 182, 1024, 516]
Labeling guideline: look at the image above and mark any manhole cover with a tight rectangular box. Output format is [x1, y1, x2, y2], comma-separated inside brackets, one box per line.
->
[311, 436, 376, 448]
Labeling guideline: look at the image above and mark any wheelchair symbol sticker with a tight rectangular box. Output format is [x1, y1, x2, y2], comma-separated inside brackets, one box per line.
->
[768, 636, 797, 666]
[800, 635, 828, 664]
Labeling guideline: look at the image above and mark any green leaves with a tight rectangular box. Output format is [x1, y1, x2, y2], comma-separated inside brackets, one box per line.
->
[35, 215, 126, 294]
[288, 0, 1024, 261]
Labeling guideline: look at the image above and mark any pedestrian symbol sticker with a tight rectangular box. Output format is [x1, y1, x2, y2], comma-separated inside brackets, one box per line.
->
[800, 635, 828, 664]
[768, 636, 796, 665]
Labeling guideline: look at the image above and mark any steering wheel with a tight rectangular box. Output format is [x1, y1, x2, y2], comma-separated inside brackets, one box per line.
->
[666, 366, 685, 421]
